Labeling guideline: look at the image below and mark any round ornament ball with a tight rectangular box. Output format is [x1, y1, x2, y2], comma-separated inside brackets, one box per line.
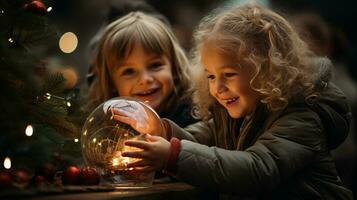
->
[24, 1, 47, 16]
[0, 171, 12, 188]
[62, 166, 81, 185]
[79, 167, 100, 185]
[13, 169, 32, 188]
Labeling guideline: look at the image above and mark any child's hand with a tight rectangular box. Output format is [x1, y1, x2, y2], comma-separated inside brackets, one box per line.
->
[111, 106, 165, 137]
[122, 134, 170, 173]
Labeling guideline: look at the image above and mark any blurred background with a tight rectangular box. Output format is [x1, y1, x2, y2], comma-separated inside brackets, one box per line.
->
[44, 0, 357, 82]
[1, 0, 356, 195]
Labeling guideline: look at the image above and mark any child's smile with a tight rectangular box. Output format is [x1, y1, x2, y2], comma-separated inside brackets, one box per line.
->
[133, 87, 162, 103]
[223, 97, 239, 105]
[112, 42, 174, 111]
[200, 41, 261, 118]
[136, 88, 159, 96]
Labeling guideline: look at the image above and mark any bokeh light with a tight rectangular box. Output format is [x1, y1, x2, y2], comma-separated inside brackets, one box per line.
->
[59, 32, 78, 53]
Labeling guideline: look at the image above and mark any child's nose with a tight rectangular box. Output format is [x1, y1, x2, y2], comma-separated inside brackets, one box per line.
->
[215, 79, 227, 94]
[138, 71, 154, 84]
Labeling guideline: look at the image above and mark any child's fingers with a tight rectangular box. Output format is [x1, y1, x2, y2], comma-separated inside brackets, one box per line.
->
[122, 150, 147, 158]
[145, 134, 162, 142]
[110, 108, 130, 116]
[112, 115, 133, 126]
[124, 140, 150, 150]
[111, 108, 137, 120]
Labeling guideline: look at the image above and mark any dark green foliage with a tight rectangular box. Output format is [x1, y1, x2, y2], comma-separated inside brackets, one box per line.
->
[0, 0, 82, 171]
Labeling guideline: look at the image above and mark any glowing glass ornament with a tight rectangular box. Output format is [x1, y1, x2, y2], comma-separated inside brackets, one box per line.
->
[81, 97, 163, 187]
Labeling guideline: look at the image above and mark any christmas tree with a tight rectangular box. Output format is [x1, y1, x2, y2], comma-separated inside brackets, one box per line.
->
[0, 0, 83, 181]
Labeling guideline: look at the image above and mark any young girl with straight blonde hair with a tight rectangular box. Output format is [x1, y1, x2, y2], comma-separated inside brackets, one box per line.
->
[87, 12, 197, 127]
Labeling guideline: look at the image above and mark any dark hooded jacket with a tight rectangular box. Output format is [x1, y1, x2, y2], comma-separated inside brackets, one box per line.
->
[166, 58, 353, 199]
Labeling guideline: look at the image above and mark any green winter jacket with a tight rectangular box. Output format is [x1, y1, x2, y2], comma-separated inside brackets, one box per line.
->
[167, 72, 353, 198]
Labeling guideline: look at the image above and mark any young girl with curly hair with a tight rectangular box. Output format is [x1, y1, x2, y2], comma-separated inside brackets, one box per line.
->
[113, 5, 353, 199]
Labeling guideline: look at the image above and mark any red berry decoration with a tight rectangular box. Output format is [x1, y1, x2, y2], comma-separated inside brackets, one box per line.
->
[0, 171, 12, 188]
[62, 166, 81, 185]
[79, 167, 100, 185]
[24, 0, 47, 16]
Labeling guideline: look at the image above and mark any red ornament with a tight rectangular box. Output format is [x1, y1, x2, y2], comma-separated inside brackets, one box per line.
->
[79, 167, 100, 185]
[0, 171, 12, 188]
[24, 1, 47, 16]
[13, 169, 31, 188]
[62, 166, 81, 185]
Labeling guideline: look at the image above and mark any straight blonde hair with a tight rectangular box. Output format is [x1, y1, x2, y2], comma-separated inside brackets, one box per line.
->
[87, 12, 193, 113]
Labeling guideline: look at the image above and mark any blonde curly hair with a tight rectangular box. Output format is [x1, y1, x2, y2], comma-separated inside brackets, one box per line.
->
[191, 4, 317, 120]
[87, 12, 193, 113]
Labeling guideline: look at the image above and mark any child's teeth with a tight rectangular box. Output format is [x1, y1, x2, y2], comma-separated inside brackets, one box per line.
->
[225, 98, 237, 103]
[141, 89, 154, 95]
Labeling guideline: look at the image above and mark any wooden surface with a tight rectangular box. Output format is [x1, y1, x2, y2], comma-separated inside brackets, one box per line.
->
[0, 182, 217, 200]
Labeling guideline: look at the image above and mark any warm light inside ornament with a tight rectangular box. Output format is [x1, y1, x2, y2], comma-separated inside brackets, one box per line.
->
[4, 157, 11, 169]
[81, 97, 163, 187]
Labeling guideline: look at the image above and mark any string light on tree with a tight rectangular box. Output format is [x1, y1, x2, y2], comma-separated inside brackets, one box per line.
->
[47, 7, 52, 12]
[74, 138, 79, 143]
[8, 38, 14, 43]
[43, 93, 73, 108]
[45, 93, 51, 99]
[3, 157, 11, 169]
[25, 124, 34, 136]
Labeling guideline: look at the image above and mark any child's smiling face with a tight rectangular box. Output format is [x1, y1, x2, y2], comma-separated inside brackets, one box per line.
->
[111, 42, 174, 112]
[200, 42, 261, 118]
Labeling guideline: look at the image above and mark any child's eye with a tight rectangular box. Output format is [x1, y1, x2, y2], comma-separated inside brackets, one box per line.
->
[149, 62, 164, 71]
[206, 75, 215, 80]
[121, 68, 135, 76]
[224, 72, 238, 78]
